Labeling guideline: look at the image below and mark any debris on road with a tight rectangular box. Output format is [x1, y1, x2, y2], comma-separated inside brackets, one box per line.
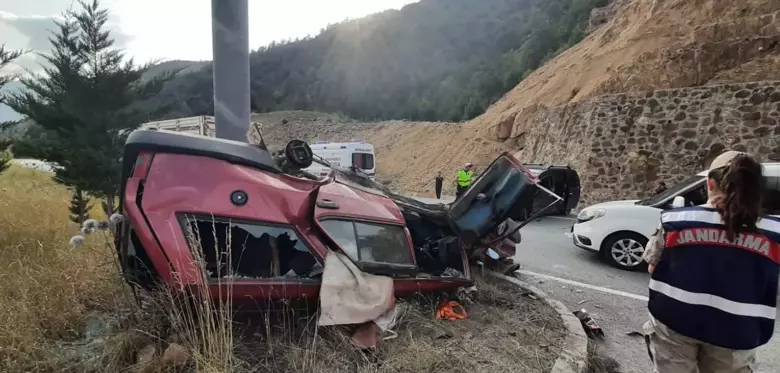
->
[574, 308, 605, 339]
[521, 291, 539, 300]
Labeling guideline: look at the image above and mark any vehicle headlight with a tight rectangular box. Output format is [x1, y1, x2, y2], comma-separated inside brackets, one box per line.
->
[577, 208, 606, 222]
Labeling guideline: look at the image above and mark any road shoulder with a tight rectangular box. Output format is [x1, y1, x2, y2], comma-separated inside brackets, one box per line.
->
[488, 271, 588, 373]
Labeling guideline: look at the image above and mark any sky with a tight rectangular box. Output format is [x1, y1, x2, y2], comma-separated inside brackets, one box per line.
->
[0, 0, 419, 74]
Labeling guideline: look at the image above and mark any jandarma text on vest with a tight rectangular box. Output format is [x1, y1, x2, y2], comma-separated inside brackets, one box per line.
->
[666, 228, 779, 262]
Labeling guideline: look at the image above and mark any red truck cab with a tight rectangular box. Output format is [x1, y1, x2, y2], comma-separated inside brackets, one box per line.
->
[116, 130, 545, 300]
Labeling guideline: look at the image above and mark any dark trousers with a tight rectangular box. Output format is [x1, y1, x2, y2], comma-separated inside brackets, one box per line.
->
[456, 185, 467, 199]
[435, 179, 443, 199]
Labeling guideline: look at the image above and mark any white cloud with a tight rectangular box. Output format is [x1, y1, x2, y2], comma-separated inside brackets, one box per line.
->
[0, 8, 130, 75]
[107, 0, 419, 63]
[1, 0, 419, 120]
[2, 0, 419, 65]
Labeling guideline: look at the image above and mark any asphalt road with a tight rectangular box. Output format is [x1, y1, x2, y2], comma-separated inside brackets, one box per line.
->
[414, 195, 780, 373]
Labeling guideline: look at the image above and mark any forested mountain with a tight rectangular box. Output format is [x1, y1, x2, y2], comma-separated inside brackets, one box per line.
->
[141, 60, 209, 81]
[155, 0, 608, 122]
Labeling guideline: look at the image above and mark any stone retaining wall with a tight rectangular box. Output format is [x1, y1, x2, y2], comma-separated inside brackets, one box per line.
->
[510, 81, 780, 206]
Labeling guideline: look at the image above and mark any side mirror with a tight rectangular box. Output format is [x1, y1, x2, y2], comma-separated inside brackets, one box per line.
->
[281, 140, 313, 171]
[671, 196, 686, 209]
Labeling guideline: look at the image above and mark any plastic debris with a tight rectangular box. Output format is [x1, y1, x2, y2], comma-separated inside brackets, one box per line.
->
[573, 308, 605, 339]
[435, 300, 468, 321]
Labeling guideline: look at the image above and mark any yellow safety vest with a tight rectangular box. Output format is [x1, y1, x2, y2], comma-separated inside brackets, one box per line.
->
[457, 169, 473, 187]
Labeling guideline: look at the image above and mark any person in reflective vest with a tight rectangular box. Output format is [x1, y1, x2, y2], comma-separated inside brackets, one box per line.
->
[642, 150, 779, 373]
[456, 163, 474, 199]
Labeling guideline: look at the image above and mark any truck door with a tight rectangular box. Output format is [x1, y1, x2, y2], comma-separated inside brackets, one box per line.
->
[446, 153, 562, 244]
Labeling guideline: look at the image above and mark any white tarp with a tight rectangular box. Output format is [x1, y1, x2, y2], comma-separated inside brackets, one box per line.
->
[317, 250, 394, 327]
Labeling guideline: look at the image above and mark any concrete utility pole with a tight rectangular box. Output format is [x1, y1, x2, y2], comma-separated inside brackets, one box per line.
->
[211, 0, 250, 142]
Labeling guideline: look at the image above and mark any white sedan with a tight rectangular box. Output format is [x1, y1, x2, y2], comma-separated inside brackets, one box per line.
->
[571, 163, 780, 271]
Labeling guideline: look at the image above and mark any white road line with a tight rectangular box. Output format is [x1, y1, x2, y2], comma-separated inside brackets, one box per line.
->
[515, 269, 650, 302]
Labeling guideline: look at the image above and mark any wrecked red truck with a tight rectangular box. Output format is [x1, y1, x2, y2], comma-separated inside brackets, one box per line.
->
[115, 130, 561, 300]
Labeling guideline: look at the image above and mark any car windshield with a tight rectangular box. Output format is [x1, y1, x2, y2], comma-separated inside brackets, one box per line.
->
[635, 174, 705, 206]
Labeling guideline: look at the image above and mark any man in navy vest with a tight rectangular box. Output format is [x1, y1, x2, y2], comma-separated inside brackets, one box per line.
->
[642, 150, 780, 373]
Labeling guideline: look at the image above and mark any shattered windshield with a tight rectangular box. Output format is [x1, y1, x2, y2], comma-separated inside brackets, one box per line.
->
[636, 175, 705, 206]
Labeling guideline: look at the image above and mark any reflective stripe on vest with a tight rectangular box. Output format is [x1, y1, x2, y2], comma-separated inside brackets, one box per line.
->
[648, 206, 780, 349]
[457, 170, 473, 187]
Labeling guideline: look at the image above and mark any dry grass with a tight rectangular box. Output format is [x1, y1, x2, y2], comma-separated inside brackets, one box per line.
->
[0, 165, 129, 372]
[207, 272, 565, 373]
[0, 164, 566, 373]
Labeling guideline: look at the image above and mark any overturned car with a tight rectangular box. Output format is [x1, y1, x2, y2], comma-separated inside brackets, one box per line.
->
[115, 130, 560, 300]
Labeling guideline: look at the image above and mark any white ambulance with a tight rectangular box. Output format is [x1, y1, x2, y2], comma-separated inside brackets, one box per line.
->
[305, 141, 376, 180]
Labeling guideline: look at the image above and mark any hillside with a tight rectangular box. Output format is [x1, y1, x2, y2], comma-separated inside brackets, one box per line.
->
[259, 0, 780, 201]
[155, 0, 608, 122]
[141, 60, 209, 81]
[255, 111, 508, 194]
[474, 0, 780, 135]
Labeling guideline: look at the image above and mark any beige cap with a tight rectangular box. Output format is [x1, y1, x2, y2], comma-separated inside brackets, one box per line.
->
[465, 162, 473, 167]
[709, 150, 746, 172]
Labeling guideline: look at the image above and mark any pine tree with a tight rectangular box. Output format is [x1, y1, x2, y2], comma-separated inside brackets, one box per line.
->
[0, 137, 10, 175]
[0, 44, 24, 93]
[0, 151, 10, 176]
[0, 44, 25, 133]
[5, 0, 176, 209]
[68, 188, 93, 225]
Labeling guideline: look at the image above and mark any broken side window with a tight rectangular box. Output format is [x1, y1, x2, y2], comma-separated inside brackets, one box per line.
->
[318, 219, 417, 276]
[180, 214, 320, 280]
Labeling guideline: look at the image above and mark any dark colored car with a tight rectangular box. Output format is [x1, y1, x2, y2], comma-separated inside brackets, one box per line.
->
[518, 164, 580, 218]
[115, 130, 552, 300]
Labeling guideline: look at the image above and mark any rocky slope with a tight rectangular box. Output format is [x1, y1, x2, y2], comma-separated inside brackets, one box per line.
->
[255, 111, 506, 195]
[260, 0, 780, 200]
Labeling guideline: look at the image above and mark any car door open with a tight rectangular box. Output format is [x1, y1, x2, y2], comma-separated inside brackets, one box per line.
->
[447, 153, 563, 245]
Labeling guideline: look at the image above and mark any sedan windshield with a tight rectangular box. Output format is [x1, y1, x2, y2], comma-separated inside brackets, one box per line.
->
[635, 175, 705, 206]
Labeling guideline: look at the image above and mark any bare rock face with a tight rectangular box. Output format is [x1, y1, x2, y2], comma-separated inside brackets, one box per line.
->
[585, 0, 623, 35]
[495, 113, 516, 141]
[499, 104, 545, 150]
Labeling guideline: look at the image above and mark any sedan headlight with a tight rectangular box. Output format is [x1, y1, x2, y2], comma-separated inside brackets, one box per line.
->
[577, 208, 606, 222]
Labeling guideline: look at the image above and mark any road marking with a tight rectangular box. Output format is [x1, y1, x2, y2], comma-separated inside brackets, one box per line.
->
[515, 269, 650, 302]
